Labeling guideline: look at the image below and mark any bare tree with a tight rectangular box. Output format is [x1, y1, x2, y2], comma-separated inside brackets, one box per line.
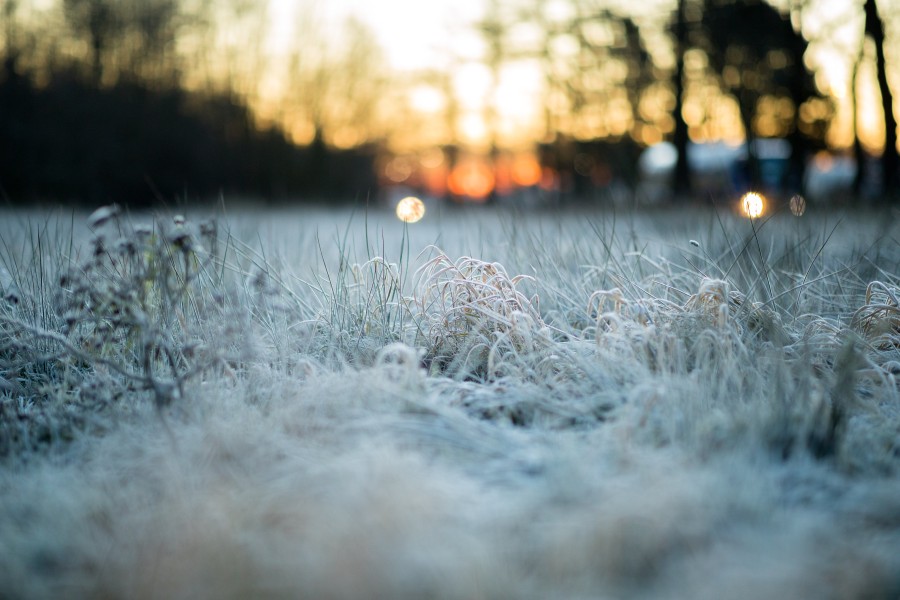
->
[126, 0, 180, 85]
[285, 15, 389, 149]
[62, 0, 120, 85]
[852, 43, 866, 195]
[700, 0, 823, 190]
[476, 0, 506, 154]
[2, 0, 18, 70]
[863, 0, 898, 197]
[671, 0, 691, 197]
[61, 0, 184, 87]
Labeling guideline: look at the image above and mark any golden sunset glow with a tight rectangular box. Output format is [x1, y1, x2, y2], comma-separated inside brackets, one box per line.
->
[447, 158, 495, 200]
[395, 196, 426, 223]
[14, 0, 892, 160]
[741, 192, 765, 219]
[510, 154, 543, 187]
[207, 0, 900, 155]
[8, 0, 900, 211]
[259, 0, 893, 153]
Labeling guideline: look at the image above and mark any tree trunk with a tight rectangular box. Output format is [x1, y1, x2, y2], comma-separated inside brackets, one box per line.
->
[852, 52, 866, 196]
[672, 0, 691, 198]
[865, 0, 898, 198]
[786, 8, 808, 195]
[740, 92, 761, 190]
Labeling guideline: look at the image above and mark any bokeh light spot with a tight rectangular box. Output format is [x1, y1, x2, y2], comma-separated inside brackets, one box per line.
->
[448, 160, 495, 200]
[741, 192, 765, 218]
[511, 154, 542, 187]
[385, 157, 413, 183]
[396, 196, 425, 223]
[790, 194, 806, 217]
[419, 147, 445, 169]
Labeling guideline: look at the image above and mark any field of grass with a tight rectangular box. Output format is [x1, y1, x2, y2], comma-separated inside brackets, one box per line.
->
[1, 203, 899, 599]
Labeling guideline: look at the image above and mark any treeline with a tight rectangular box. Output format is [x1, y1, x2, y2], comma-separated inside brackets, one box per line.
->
[459, 0, 898, 202]
[1, 0, 897, 206]
[0, 63, 376, 206]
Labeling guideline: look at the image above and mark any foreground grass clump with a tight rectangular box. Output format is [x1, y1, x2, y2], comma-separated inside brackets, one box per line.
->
[0, 209, 241, 451]
[0, 206, 899, 599]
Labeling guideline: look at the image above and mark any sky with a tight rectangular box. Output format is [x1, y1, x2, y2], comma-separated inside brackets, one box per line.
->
[20, 0, 897, 152]
[264, 0, 547, 148]
[267, 0, 485, 72]
[263, 0, 898, 152]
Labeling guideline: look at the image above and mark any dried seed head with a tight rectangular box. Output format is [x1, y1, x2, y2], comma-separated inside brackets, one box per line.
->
[167, 229, 193, 251]
[377, 342, 419, 368]
[376, 343, 424, 385]
[114, 237, 136, 256]
[199, 220, 217, 236]
[92, 236, 106, 257]
[87, 204, 121, 228]
[63, 311, 79, 329]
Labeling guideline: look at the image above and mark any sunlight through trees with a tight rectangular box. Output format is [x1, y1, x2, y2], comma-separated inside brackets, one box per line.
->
[0, 0, 897, 203]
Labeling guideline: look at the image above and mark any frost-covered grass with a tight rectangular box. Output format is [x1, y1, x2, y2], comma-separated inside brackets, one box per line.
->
[1, 204, 899, 599]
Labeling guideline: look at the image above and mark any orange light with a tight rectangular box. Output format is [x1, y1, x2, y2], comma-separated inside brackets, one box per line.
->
[447, 159, 495, 201]
[511, 154, 542, 187]
[741, 192, 765, 218]
[813, 151, 834, 172]
[539, 167, 558, 191]
[493, 156, 514, 196]
[396, 196, 425, 223]
[422, 165, 448, 197]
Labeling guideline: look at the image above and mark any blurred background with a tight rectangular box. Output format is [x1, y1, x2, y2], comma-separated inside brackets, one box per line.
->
[0, 0, 897, 210]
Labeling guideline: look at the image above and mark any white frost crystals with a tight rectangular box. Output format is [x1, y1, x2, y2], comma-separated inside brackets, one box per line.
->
[411, 247, 547, 376]
[375, 342, 425, 389]
[1, 209, 900, 600]
[589, 277, 783, 340]
[86, 203, 121, 229]
[851, 281, 900, 351]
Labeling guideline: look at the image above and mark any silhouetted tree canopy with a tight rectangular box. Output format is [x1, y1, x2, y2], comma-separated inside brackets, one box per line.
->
[671, 0, 691, 197]
[0, 0, 890, 206]
[698, 0, 829, 190]
[0, 65, 376, 205]
[0, 0, 377, 206]
[863, 0, 898, 197]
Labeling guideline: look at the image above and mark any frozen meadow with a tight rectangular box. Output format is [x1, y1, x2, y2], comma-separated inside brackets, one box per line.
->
[1, 203, 899, 599]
